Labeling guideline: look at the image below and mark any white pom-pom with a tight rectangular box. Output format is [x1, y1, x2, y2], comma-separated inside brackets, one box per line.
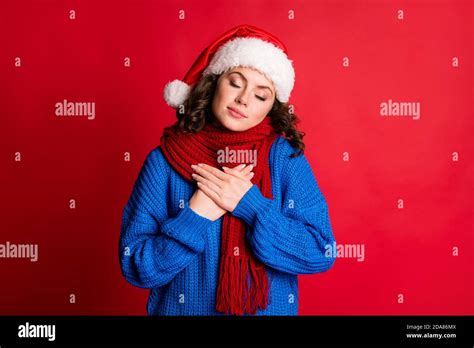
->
[163, 80, 191, 108]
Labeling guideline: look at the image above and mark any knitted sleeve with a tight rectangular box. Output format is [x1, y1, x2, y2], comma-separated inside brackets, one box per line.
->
[231, 142, 336, 275]
[119, 147, 213, 289]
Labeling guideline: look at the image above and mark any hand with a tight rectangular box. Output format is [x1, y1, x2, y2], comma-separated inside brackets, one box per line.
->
[188, 188, 225, 221]
[188, 164, 253, 220]
[191, 163, 255, 213]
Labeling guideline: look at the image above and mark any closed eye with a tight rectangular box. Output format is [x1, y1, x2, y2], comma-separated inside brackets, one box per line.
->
[230, 82, 267, 102]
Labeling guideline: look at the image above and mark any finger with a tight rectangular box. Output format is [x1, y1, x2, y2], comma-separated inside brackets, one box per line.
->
[245, 172, 255, 180]
[192, 173, 221, 193]
[240, 164, 254, 175]
[222, 163, 246, 172]
[223, 164, 253, 179]
[196, 182, 222, 206]
[196, 163, 229, 181]
[192, 164, 224, 188]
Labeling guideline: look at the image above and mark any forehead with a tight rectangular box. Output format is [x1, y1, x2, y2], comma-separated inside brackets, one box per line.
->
[225, 66, 274, 89]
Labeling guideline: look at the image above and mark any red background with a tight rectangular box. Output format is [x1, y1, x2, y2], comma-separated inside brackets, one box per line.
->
[1, 0, 472, 315]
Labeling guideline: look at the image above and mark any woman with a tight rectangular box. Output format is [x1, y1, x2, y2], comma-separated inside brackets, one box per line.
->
[119, 24, 336, 316]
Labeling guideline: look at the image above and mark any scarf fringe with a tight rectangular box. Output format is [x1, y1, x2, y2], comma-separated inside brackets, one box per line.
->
[216, 254, 269, 315]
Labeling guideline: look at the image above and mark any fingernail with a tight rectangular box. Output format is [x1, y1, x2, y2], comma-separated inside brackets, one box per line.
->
[248, 164, 254, 169]
[250, 172, 255, 177]
[240, 163, 246, 168]
[191, 164, 196, 169]
[222, 166, 229, 170]
[197, 163, 204, 167]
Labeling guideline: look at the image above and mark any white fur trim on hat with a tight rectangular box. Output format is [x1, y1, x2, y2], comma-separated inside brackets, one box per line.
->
[202, 37, 295, 102]
[163, 79, 191, 108]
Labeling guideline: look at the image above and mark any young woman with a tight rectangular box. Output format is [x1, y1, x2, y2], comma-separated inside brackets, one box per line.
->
[119, 24, 336, 316]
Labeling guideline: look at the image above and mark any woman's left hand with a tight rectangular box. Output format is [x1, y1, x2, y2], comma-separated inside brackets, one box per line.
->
[191, 163, 254, 212]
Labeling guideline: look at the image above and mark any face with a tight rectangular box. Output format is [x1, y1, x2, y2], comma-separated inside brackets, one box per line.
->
[211, 66, 276, 132]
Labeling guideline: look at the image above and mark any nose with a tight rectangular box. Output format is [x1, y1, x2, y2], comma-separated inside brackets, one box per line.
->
[236, 91, 248, 106]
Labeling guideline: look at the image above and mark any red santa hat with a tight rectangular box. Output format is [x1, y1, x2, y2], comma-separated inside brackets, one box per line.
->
[163, 24, 295, 108]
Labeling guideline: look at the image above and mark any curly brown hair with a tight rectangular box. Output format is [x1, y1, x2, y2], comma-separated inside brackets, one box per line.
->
[173, 73, 305, 158]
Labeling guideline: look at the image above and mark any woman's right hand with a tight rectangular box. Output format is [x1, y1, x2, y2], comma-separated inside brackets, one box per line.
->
[189, 163, 253, 221]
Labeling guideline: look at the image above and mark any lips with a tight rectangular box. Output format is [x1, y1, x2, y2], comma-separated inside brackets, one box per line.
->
[227, 107, 247, 119]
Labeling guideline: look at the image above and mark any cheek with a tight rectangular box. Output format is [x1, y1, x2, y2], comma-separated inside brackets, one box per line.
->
[222, 86, 238, 101]
[212, 88, 226, 109]
[214, 85, 234, 106]
[251, 103, 272, 119]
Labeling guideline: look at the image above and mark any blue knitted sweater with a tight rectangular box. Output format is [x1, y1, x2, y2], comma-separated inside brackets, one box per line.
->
[119, 136, 336, 315]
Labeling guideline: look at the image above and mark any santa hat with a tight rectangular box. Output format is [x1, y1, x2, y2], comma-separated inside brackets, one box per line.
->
[163, 24, 295, 108]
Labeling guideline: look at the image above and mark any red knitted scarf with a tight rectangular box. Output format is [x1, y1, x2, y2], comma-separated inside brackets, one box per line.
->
[159, 117, 277, 315]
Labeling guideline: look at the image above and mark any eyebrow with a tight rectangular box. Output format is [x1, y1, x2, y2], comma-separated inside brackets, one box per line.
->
[228, 71, 274, 96]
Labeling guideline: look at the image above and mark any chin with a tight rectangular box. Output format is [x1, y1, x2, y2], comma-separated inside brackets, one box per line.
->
[217, 116, 249, 132]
